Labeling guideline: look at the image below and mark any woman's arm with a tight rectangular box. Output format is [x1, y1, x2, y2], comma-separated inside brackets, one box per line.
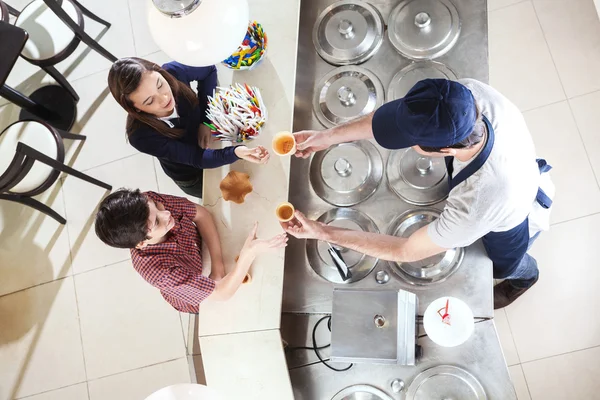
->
[129, 129, 241, 169]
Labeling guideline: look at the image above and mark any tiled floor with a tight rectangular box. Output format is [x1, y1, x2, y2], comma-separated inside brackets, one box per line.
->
[0, 0, 598, 399]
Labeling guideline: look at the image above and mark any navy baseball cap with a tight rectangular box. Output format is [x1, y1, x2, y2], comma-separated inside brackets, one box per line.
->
[372, 79, 477, 150]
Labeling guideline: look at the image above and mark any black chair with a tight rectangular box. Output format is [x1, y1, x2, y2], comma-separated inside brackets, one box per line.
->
[7, 0, 117, 102]
[0, 1, 8, 22]
[0, 119, 112, 224]
[0, 18, 77, 130]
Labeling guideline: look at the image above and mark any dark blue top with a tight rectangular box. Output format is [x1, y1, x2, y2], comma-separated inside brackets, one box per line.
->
[128, 61, 239, 182]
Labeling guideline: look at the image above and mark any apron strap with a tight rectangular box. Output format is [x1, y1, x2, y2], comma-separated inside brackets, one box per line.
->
[446, 115, 495, 190]
[535, 158, 553, 209]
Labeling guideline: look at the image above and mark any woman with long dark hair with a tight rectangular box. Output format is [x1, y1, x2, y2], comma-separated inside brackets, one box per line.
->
[108, 58, 269, 197]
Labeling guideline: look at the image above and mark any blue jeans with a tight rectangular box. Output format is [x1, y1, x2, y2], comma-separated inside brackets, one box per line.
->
[503, 231, 541, 286]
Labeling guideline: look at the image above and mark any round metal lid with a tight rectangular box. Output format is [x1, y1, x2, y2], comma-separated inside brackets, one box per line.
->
[387, 61, 458, 101]
[313, 66, 384, 128]
[406, 365, 487, 400]
[307, 208, 379, 284]
[387, 148, 449, 206]
[332, 385, 394, 400]
[313, 0, 384, 65]
[311, 140, 383, 206]
[388, 0, 461, 60]
[387, 209, 464, 285]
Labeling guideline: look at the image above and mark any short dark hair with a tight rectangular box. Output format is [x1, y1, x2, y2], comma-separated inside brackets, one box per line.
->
[418, 104, 484, 153]
[95, 189, 150, 249]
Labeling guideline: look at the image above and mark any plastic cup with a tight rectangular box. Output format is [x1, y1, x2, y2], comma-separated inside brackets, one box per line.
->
[272, 131, 297, 156]
[276, 202, 295, 222]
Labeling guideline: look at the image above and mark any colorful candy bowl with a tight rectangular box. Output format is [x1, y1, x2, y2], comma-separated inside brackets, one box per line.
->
[222, 21, 268, 71]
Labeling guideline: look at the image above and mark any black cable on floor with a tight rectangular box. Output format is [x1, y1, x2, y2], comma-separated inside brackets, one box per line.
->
[285, 315, 353, 372]
[312, 315, 353, 372]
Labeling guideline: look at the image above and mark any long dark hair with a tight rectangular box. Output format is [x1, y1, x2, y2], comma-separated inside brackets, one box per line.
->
[108, 57, 199, 139]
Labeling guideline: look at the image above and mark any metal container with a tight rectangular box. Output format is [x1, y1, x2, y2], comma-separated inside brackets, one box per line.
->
[330, 288, 417, 365]
[313, 66, 385, 128]
[387, 0, 461, 60]
[387, 61, 458, 101]
[313, 0, 385, 65]
[387, 208, 464, 285]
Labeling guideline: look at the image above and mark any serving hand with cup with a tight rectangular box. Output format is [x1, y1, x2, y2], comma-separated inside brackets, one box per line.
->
[272, 131, 297, 156]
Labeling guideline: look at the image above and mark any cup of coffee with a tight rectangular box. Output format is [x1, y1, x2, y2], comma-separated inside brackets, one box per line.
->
[272, 131, 296, 156]
[276, 202, 295, 222]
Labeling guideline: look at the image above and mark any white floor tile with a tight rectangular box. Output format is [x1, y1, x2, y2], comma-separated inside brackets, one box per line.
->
[88, 358, 190, 400]
[75, 260, 186, 380]
[524, 101, 600, 224]
[127, 0, 160, 58]
[50, 0, 135, 82]
[522, 347, 600, 400]
[0, 278, 86, 400]
[494, 309, 521, 366]
[488, 0, 528, 12]
[489, 1, 565, 111]
[569, 91, 600, 186]
[508, 365, 531, 400]
[0, 181, 72, 297]
[534, 0, 600, 98]
[506, 213, 600, 362]
[64, 70, 138, 172]
[16, 383, 89, 400]
[62, 153, 158, 274]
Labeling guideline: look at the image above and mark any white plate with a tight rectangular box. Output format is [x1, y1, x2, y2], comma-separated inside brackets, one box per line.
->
[423, 296, 474, 347]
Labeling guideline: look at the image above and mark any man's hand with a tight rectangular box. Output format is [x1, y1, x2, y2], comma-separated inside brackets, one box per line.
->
[235, 146, 270, 164]
[280, 210, 327, 240]
[240, 222, 288, 258]
[293, 130, 332, 158]
[197, 124, 212, 149]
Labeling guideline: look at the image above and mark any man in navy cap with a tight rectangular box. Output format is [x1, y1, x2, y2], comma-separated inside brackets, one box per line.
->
[282, 79, 555, 309]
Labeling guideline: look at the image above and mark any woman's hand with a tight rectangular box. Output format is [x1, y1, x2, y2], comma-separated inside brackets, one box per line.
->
[197, 124, 212, 149]
[235, 146, 270, 164]
[239, 222, 288, 259]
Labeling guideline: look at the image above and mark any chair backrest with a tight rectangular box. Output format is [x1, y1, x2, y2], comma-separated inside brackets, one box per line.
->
[0, 142, 41, 193]
[0, 2, 8, 22]
[0, 21, 28, 86]
[0, 120, 63, 196]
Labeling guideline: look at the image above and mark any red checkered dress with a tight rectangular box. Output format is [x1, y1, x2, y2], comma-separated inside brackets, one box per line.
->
[131, 192, 215, 313]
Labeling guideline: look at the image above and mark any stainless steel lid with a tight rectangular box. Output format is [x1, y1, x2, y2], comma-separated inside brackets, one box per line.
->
[388, 61, 458, 101]
[387, 148, 449, 206]
[406, 365, 487, 400]
[306, 208, 379, 284]
[310, 140, 383, 206]
[313, 66, 384, 128]
[332, 385, 394, 400]
[387, 209, 464, 285]
[388, 0, 461, 60]
[313, 0, 384, 65]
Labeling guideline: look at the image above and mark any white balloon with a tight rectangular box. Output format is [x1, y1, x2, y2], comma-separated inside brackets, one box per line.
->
[145, 384, 223, 400]
[148, 0, 250, 67]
